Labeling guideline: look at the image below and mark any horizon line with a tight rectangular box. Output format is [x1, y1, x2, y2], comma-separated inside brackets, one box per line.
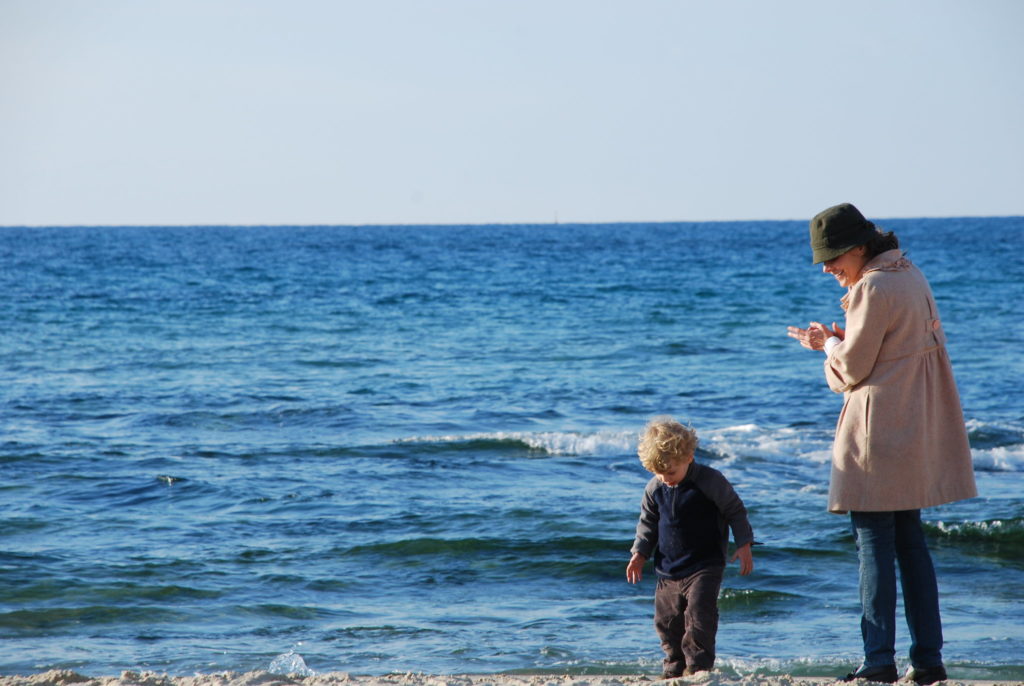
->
[2, 212, 1023, 229]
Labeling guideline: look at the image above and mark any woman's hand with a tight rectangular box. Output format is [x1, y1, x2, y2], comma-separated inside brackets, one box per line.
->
[787, 321, 833, 351]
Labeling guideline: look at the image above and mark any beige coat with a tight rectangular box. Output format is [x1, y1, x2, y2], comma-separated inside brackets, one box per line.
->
[824, 250, 977, 514]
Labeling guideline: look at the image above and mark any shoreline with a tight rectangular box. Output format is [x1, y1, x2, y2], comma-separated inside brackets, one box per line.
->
[1, 671, 1021, 686]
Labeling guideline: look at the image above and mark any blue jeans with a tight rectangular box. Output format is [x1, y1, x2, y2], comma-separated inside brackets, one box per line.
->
[850, 510, 943, 669]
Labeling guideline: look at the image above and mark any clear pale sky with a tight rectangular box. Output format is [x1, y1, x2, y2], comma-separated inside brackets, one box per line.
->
[2, 1, 1022, 226]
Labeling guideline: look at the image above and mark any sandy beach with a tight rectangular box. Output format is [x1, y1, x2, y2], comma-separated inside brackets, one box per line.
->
[1, 671, 1020, 686]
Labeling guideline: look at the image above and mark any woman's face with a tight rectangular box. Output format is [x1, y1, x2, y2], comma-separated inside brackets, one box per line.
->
[822, 245, 869, 287]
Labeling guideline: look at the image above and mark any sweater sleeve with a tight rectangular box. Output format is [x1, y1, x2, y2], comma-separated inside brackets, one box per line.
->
[824, 280, 890, 394]
[694, 465, 754, 548]
[630, 479, 659, 558]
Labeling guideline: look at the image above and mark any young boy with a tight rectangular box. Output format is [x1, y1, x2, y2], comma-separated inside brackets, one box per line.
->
[626, 417, 754, 677]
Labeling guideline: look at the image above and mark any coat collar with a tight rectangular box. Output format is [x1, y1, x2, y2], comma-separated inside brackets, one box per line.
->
[861, 249, 911, 275]
[841, 250, 911, 310]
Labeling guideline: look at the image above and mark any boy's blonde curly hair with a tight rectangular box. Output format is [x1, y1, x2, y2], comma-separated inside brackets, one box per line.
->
[637, 416, 698, 474]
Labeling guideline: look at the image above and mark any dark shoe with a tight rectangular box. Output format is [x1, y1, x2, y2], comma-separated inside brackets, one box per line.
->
[661, 671, 683, 680]
[843, 664, 899, 683]
[904, 666, 947, 685]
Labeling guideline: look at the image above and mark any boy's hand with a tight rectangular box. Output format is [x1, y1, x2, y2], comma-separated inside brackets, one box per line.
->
[626, 553, 646, 584]
[730, 543, 754, 576]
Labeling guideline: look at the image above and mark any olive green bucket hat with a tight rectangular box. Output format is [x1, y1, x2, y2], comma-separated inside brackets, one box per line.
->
[809, 203, 879, 264]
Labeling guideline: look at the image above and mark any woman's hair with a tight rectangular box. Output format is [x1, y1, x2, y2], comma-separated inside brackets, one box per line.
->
[864, 229, 900, 257]
[637, 417, 698, 473]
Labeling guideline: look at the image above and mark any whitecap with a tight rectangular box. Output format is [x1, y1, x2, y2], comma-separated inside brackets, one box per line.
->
[267, 650, 316, 677]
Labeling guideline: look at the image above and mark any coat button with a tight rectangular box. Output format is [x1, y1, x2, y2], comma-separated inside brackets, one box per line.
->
[932, 319, 941, 330]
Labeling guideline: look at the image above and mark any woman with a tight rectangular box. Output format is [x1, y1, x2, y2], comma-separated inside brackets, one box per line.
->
[787, 203, 977, 684]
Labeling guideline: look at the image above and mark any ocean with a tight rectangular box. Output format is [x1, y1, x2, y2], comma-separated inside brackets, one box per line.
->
[1, 219, 1022, 680]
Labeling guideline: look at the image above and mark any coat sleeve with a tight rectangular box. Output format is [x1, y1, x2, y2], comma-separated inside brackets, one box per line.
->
[825, 280, 891, 393]
[630, 481, 659, 558]
[695, 466, 754, 549]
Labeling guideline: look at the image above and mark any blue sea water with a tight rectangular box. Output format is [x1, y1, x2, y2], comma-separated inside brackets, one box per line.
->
[1, 219, 1022, 679]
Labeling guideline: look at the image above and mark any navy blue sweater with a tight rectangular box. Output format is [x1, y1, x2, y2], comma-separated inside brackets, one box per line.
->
[631, 462, 754, 579]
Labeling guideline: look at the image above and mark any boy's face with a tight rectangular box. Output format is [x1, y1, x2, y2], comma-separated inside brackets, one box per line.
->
[654, 454, 693, 487]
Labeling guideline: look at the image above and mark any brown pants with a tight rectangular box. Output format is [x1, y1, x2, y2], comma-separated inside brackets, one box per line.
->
[654, 566, 724, 675]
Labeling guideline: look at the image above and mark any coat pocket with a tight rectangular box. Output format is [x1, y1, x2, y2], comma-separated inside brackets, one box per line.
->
[836, 390, 871, 469]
